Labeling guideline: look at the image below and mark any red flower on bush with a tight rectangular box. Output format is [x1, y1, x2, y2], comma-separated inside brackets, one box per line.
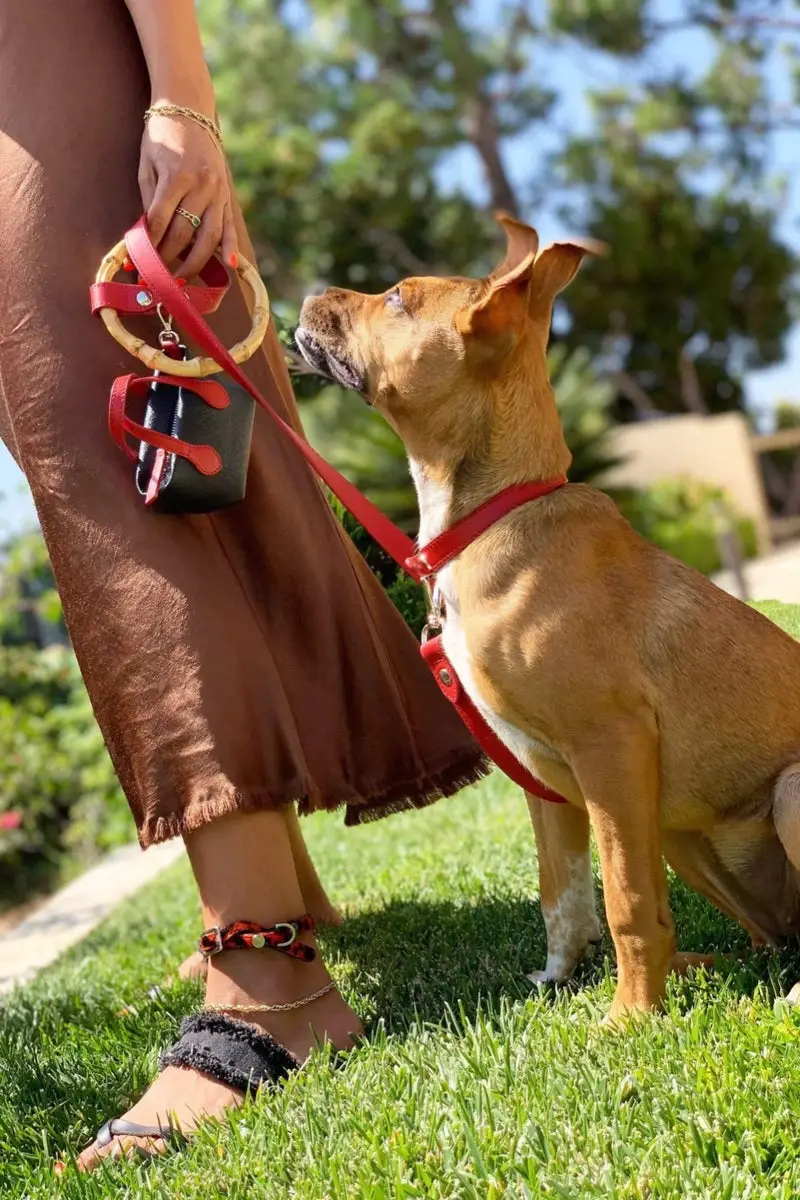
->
[0, 812, 22, 831]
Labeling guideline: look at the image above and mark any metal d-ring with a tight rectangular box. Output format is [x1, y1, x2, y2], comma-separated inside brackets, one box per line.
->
[275, 922, 298, 948]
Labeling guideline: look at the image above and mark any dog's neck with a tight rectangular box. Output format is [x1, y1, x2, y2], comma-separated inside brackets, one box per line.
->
[408, 374, 571, 547]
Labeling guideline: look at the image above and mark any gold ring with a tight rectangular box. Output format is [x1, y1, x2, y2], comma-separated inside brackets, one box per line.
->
[176, 206, 202, 230]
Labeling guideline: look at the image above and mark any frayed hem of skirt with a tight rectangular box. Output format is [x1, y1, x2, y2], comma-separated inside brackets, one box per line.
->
[338, 747, 490, 827]
[136, 747, 490, 849]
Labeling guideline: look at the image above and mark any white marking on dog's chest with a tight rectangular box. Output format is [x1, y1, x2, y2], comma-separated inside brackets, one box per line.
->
[438, 572, 559, 771]
[411, 460, 559, 773]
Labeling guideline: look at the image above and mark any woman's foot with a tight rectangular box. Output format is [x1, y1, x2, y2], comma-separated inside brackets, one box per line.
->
[74, 943, 362, 1171]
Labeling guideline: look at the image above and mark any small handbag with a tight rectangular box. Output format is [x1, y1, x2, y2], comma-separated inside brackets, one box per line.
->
[91, 232, 270, 514]
[134, 353, 255, 513]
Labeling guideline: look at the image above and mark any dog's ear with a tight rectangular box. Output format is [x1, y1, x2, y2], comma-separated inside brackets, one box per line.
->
[488, 212, 540, 284]
[456, 213, 540, 339]
[528, 239, 603, 320]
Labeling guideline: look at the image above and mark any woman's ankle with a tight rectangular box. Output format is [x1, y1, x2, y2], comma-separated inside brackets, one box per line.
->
[203, 948, 362, 1058]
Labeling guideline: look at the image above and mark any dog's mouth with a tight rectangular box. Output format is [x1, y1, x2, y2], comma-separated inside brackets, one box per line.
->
[294, 327, 366, 395]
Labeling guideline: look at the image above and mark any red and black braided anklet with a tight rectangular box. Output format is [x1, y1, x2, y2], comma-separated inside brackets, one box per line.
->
[198, 916, 316, 962]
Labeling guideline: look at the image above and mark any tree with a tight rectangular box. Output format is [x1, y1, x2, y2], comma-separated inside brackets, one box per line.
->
[198, 1, 798, 408]
[550, 1, 799, 417]
[197, 0, 799, 517]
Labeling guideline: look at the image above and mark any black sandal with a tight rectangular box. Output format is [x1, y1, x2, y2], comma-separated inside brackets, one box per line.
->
[87, 916, 315, 1159]
[160, 1010, 299, 1091]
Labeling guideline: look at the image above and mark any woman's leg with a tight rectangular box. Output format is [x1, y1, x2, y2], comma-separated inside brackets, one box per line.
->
[77, 807, 361, 1169]
[177, 805, 342, 982]
[285, 805, 344, 927]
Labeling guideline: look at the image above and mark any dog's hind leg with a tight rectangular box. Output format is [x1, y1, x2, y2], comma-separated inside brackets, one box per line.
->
[664, 822, 799, 949]
[526, 796, 601, 983]
[773, 764, 800, 871]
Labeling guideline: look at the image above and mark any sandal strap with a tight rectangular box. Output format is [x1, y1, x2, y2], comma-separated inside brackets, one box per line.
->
[198, 916, 316, 962]
[159, 1012, 299, 1094]
[95, 1117, 184, 1148]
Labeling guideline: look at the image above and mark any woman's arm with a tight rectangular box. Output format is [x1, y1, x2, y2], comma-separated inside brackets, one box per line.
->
[125, 0, 215, 114]
[124, 0, 237, 275]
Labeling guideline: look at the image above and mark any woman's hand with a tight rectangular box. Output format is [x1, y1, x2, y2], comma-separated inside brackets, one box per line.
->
[138, 112, 238, 278]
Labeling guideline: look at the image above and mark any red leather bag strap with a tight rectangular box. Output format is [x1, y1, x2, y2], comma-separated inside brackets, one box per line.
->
[90, 255, 229, 318]
[108, 374, 222, 476]
[122, 218, 417, 574]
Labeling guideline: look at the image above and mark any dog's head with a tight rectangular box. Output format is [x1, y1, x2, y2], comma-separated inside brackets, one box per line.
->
[296, 214, 599, 461]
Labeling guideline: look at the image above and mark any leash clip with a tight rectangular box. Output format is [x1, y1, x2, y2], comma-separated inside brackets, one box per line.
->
[156, 302, 181, 348]
[421, 580, 444, 645]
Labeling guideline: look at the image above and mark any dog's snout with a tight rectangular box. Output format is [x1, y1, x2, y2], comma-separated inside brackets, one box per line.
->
[320, 286, 350, 305]
[304, 284, 348, 303]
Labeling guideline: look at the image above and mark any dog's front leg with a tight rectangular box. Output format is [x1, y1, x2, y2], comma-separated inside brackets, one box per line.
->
[573, 715, 674, 1022]
[526, 795, 601, 983]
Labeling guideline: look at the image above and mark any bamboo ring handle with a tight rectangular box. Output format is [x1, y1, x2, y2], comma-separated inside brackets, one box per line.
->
[94, 239, 270, 378]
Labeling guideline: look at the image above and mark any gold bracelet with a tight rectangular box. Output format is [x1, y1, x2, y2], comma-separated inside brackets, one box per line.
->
[145, 102, 224, 152]
[203, 980, 338, 1015]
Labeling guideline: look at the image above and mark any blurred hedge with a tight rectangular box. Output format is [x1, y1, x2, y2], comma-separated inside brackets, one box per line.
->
[0, 646, 131, 905]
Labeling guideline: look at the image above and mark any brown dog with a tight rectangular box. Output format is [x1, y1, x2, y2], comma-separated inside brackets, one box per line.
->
[296, 214, 800, 1023]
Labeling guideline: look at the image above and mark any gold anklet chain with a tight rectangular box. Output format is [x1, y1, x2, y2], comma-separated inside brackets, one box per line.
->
[145, 103, 224, 153]
[203, 979, 337, 1015]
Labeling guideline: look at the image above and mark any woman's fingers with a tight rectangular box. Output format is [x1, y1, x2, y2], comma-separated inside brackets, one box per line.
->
[181, 206, 224, 279]
[137, 159, 157, 214]
[220, 202, 239, 270]
[141, 165, 233, 278]
[155, 188, 213, 269]
[145, 170, 192, 253]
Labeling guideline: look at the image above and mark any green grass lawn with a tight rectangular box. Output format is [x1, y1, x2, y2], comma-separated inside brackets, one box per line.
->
[4, 599, 800, 1197]
[4, 776, 800, 1199]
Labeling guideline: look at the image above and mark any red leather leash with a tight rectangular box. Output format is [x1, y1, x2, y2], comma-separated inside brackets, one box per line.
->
[92, 217, 568, 804]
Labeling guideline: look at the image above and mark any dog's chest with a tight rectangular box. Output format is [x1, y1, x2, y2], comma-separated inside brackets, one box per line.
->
[438, 569, 560, 772]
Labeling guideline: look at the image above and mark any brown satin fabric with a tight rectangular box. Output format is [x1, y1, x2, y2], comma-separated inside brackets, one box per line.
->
[0, 0, 484, 847]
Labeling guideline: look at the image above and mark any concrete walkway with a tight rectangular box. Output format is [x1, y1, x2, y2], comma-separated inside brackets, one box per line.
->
[0, 839, 184, 995]
[713, 540, 800, 603]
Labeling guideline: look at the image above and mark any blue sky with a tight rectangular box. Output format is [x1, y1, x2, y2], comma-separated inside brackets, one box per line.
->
[1, 0, 796, 534]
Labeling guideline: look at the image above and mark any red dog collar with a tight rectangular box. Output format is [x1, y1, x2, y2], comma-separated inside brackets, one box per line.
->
[406, 478, 568, 580]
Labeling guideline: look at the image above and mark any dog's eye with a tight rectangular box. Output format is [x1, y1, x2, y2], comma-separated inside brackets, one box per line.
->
[384, 287, 404, 312]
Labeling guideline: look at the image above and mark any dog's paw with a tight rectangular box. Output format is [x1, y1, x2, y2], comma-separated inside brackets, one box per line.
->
[586, 920, 603, 945]
[528, 935, 600, 986]
[527, 967, 566, 985]
[785, 981, 800, 1007]
[527, 953, 580, 985]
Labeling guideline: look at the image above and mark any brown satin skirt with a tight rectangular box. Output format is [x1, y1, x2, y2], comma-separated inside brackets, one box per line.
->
[0, 0, 484, 847]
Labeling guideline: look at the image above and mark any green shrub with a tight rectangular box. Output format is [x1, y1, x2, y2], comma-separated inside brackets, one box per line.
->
[619, 477, 758, 575]
[0, 646, 131, 903]
[331, 500, 428, 638]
